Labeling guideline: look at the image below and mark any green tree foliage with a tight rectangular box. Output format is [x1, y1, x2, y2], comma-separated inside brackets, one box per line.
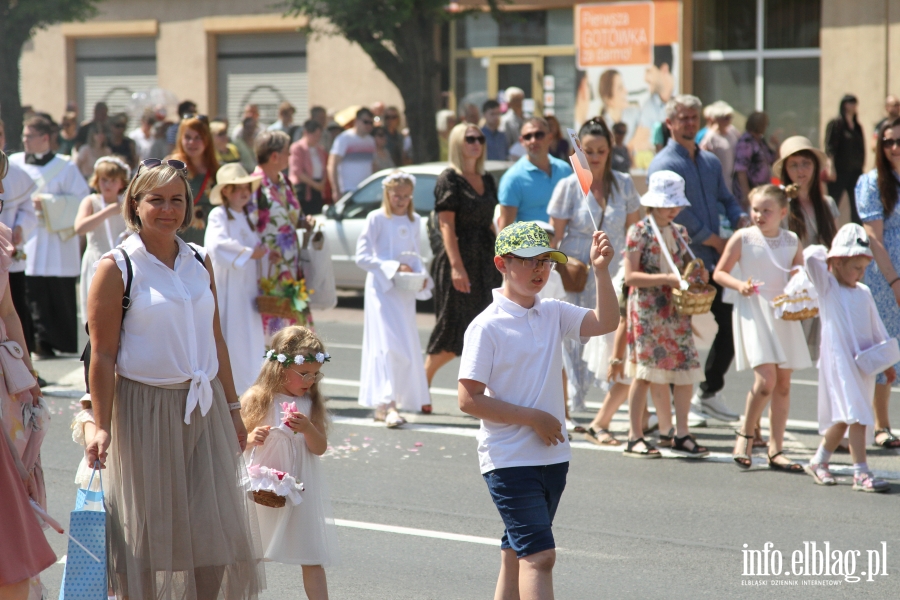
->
[284, 0, 496, 164]
[0, 0, 101, 152]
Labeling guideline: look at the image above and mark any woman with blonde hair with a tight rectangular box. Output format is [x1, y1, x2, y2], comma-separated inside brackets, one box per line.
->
[168, 116, 220, 244]
[85, 158, 264, 599]
[424, 123, 502, 409]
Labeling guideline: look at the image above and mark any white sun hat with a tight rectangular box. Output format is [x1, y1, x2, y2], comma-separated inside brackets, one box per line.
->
[640, 170, 691, 208]
[827, 223, 874, 259]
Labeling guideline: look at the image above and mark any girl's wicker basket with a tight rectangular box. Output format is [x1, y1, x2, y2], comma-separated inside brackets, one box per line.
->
[256, 295, 299, 320]
[252, 489, 286, 508]
[671, 259, 716, 316]
[772, 293, 819, 321]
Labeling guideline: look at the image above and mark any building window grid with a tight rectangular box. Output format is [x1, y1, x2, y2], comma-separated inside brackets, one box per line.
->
[692, 0, 821, 112]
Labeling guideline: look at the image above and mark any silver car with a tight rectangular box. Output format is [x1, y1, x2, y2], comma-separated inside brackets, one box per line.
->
[320, 161, 512, 290]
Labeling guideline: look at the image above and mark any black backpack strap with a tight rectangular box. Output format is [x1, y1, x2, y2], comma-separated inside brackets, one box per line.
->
[186, 242, 206, 266]
[117, 247, 134, 317]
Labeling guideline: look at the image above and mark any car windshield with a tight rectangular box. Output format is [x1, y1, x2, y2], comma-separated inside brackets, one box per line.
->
[339, 174, 437, 220]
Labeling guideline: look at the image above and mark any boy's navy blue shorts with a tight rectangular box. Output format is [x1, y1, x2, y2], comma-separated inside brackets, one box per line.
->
[482, 462, 569, 558]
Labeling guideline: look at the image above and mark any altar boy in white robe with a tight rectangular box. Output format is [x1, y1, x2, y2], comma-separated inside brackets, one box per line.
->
[10, 116, 89, 357]
[356, 171, 433, 427]
[203, 163, 267, 395]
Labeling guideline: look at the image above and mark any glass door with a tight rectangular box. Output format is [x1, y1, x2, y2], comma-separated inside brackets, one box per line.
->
[488, 56, 543, 115]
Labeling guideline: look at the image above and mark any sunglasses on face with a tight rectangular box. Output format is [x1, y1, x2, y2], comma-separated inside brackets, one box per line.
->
[883, 138, 900, 149]
[504, 255, 556, 269]
[137, 158, 188, 176]
[360, 120, 374, 126]
[464, 134, 486, 145]
[521, 131, 546, 142]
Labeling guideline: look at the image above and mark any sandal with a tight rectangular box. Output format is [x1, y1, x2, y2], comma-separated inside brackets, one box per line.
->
[421, 404, 433, 415]
[874, 428, 900, 449]
[623, 437, 661, 458]
[733, 430, 753, 469]
[658, 427, 675, 448]
[671, 434, 709, 458]
[852, 471, 890, 493]
[803, 462, 836, 486]
[584, 427, 621, 446]
[752, 428, 768, 448]
[385, 409, 407, 428]
[642, 414, 659, 435]
[767, 451, 804, 473]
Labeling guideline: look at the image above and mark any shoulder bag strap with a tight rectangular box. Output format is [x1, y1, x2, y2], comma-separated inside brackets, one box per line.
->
[194, 171, 212, 205]
[646, 214, 683, 282]
[186, 242, 206, 266]
[116, 247, 134, 318]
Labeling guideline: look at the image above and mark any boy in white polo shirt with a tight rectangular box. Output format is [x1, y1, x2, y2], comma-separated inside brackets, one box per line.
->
[458, 221, 618, 599]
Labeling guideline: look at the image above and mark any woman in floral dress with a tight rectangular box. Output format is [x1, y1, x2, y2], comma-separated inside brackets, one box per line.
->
[253, 131, 314, 337]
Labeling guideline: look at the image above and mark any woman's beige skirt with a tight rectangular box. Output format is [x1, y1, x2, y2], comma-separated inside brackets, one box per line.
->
[107, 376, 265, 599]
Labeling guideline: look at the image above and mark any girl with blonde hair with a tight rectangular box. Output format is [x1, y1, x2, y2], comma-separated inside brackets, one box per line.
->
[356, 171, 433, 424]
[242, 326, 338, 599]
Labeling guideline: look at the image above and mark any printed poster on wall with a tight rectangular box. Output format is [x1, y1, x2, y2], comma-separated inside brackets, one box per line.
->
[575, 0, 680, 170]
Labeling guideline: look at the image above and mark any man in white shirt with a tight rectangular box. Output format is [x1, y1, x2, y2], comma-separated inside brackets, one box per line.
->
[458, 221, 617, 600]
[10, 116, 89, 358]
[327, 108, 376, 199]
[129, 109, 156, 161]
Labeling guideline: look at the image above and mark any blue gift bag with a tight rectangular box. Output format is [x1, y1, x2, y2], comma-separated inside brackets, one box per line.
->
[59, 466, 107, 600]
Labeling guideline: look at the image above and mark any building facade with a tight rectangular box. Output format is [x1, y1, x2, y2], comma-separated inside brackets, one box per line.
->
[452, 0, 900, 170]
[19, 1, 405, 128]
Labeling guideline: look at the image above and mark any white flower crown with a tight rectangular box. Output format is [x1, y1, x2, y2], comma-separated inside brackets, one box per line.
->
[382, 171, 416, 189]
[265, 349, 331, 366]
[93, 155, 132, 180]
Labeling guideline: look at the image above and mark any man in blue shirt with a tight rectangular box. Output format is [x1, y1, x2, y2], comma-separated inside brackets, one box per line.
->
[498, 117, 571, 230]
[481, 100, 508, 161]
[649, 94, 750, 424]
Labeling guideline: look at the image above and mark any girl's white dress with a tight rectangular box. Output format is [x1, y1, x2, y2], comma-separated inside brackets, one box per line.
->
[203, 206, 265, 395]
[356, 211, 434, 410]
[804, 246, 882, 434]
[71, 408, 102, 491]
[80, 194, 127, 324]
[246, 393, 339, 565]
[733, 227, 812, 371]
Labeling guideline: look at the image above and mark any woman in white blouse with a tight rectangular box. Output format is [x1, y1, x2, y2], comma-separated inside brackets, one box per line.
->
[85, 160, 264, 600]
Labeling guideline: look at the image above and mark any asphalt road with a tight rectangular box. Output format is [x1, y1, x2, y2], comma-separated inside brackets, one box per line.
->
[29, 297, 900, 599]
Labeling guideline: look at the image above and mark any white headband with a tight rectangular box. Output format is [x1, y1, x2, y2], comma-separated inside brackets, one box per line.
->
[93, 155, 131, 180]
[382, 171, 416, 189]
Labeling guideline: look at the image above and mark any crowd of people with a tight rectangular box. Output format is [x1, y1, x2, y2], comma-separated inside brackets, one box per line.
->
[2, 85, 900, 600]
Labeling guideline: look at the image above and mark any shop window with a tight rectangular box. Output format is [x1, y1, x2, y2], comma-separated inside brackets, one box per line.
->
[765, 0, 820, 49]
[693, 0, 756, 51]
[457, 12, 498, 49]
[693, 60, 756, 127]
[497, 11, 547, 47]
[456, 9, 572, 49]
[693, 0, 821, 145]
[547, 9, 574, 45]
[764, 57, 820, 143]
[545, 56, 576, 127]
[456, 57, 488, 111]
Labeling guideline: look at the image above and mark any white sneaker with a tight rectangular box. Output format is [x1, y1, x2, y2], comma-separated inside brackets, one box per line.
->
[692, 391, 739, 422]
[687, 406, 708, 428]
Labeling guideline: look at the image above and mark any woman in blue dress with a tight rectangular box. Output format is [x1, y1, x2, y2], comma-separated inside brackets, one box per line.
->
[856, 116, 900, 448]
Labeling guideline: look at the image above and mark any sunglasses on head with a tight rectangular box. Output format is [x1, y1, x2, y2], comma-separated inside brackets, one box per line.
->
[137, 158, 188, 176]
[522, 131, 546, 142]
[182, 114, 209, 123]
[883, 138, 900, 149]
[464, 134, 486, 145]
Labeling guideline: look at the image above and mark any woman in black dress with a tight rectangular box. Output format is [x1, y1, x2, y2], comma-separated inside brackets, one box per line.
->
[424, 123, 502, 410]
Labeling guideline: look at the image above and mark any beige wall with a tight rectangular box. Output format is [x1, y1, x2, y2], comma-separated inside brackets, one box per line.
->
[821, 0, 900, 168]
[18, 0, 403, 124]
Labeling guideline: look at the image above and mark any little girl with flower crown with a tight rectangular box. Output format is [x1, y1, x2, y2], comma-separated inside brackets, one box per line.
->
[241, 325, 338, 600]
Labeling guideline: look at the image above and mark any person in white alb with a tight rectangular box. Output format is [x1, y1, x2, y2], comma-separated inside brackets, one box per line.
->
[10, 115, 89, 358]
[0, 159, 38, 353]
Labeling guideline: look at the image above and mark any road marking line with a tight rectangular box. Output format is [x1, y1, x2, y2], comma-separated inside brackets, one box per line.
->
[323, 343, 363, 350]
[334, 519, 499, 546]
[330, 416, 900, 479]
[324, 377, 458, 397]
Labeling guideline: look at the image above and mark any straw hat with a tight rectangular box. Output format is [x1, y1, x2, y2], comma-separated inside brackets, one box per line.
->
[209, 163, 262, 206]
[640, 170, 691, 208]
[772, 136, 828, 181]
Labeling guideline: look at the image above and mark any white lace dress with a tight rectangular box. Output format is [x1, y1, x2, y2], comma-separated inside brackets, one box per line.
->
[732, 227, 812, 371]
[245, 393, 339, 566]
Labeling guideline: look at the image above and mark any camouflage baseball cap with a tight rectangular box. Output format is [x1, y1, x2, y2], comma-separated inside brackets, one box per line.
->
[495, 221, 568, 264]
